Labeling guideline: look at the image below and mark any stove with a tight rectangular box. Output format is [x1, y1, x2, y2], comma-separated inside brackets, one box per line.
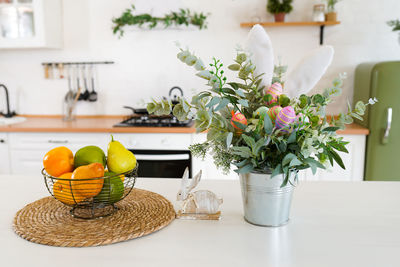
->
[114, 114, 194, 127]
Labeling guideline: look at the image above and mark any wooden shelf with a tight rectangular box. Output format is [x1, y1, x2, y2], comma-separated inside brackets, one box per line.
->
[240, 21, 340, 27]
[240, 21, 341, 45]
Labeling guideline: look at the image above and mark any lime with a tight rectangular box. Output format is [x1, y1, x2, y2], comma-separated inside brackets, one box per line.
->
[94, 172, 124, 204]
[74, 146, 106, 168]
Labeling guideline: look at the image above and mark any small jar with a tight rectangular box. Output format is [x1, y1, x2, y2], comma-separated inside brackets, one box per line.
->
[312, 4, 325, 22]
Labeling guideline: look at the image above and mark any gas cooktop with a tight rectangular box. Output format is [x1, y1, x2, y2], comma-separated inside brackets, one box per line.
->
[114, 114, 194, 128]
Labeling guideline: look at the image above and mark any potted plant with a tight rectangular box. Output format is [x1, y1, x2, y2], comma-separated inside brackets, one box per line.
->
[147, 26, 376, 227]
[387, 19, 400, 45]
[266, 0, 293, 22]
[325, 0, 340, 21]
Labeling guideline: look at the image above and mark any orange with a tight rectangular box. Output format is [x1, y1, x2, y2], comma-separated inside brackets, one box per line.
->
[71, 163, 105, 198]
[43, 146, 74, 177]
[53, 172, 85, 205]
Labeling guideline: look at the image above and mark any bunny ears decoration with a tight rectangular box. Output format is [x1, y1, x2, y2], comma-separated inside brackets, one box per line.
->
[245, 24, 334, 98]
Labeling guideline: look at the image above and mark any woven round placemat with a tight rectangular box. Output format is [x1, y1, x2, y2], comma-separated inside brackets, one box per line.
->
[13, 188, 175, 247]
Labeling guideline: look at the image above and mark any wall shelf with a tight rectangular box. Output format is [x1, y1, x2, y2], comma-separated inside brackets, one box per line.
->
[240, 21, 341, 45]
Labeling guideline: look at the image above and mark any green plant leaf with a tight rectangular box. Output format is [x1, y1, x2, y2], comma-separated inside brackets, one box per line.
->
[215, 98, 230, 112]
[242, 135, 256, 149]
[329, 149, 346, 169]
[226, 132, 233, 148]
[264, 114, 273, 134]
[287, 131, 296, 143]
[228, 64, 241, 71]
[282, 153, 296, 166]
[289, 157, 302, 167]
[232, 146, 253, 158]
[271, 164, 282, 178]
[235, 163, 254, 174]
[322, 126, 340, 132]
[238, 99, 249, 107]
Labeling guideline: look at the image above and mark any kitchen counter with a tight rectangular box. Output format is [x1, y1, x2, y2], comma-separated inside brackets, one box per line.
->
[0, 115, 197, 133]
[1, 176, 399, 267]
[0, 115, 369, 135]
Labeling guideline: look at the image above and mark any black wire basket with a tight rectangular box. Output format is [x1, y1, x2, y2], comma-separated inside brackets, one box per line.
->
[43, 163, 138, 219]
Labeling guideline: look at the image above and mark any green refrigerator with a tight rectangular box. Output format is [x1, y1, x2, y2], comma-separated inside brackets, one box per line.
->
[354, 61, 400, 181]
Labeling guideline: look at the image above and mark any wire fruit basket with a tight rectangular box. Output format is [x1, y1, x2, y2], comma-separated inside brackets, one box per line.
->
[42, 164, 138, 219]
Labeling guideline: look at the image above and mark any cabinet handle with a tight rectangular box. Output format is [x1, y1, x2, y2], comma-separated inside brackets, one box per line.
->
[382, 107, 392, 145]
[0, 139, 4, 143]
[48, 140, 69, 144]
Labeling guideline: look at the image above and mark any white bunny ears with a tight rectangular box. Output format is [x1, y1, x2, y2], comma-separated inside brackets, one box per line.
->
[245, 24, 334, 98]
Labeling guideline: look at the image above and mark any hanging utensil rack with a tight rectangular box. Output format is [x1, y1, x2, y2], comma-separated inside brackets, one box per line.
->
[41, 61, 114, 66]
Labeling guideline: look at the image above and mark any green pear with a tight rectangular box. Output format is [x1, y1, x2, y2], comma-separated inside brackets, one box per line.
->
[107, 135, 137, 173]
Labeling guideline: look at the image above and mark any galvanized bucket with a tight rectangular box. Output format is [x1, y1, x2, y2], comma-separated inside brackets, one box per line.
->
[239, 171, 294, 227]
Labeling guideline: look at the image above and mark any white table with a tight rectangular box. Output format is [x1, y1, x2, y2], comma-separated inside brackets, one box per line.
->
[1, 175, 400, 267]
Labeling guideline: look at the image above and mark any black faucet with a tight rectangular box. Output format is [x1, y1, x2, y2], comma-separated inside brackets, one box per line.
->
[0, 84, 16, 118]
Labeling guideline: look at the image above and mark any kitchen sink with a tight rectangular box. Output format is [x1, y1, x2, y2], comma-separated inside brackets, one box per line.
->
[0, 116, 26, 125]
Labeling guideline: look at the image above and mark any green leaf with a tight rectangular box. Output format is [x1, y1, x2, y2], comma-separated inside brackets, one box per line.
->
[329, 149, 346, 169]
[322, 126, 340, 132]
[305, 158, 326, 169]
[279, 94, 290, 107]
[214, 98, 230, 112]
[228, 64, 241, 71]
[242, 135, 256, 149]
[232, 146, 253, 158]
[235, 164, 254, 174]
[227, 82, 239, 90]
[355, 101, 366, 115]
[238, 99, 249, 107]
[253, 138, 267, 155]
[234, 159, 250, 168]
[235, 90, 245, 97]
[236, 53, 247, 64]
[271, 164, 282, 178]
[289, 157, 302, 167]
[350, 112, 363, 121]
[282, 153, 296, 166]
[278, 142, 287, 153]
[206, 96, 220, 108]
[287, 131, 296, 143]
[226, 132, 233, 148]
[312, 94, 325, 105]
[264, 114, 273, 134]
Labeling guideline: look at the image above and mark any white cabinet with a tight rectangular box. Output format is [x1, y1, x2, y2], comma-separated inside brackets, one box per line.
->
[8, 133, 109, 175]
[0, 133, 10, 174]
[0, 0, 62, 49]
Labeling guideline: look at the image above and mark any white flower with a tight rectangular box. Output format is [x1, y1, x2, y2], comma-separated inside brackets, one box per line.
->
[194, 58, 205, 71]
[185, 55, 197, 66]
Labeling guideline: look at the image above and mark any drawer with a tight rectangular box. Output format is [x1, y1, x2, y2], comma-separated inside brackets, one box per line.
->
[112, 133, 192, 150]
[9, 133, 109, 152]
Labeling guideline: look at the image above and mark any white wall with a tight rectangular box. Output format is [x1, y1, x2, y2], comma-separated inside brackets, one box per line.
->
[0, 0, 399, 116]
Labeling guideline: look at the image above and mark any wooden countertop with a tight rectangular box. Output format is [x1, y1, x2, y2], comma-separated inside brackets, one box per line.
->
[0, 115, 197, 133]
[0, 115, 369, 135]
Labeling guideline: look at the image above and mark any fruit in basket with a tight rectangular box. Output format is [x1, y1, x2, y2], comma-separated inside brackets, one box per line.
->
[74, 145, 106, 168]
[105, 170, 125, 182]
[107, 136, 137, 173]
[94, 174, 124, 204]
[43, 147, 74, 177]
[53, 172, 85, 205]
[71, 163, 105, 198]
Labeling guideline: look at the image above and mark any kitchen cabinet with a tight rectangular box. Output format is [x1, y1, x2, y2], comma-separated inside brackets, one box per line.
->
[0, 0, 62, 49]
[0, 133, 10, 174]
[8, 133, 108, 174]
[3, 131, 366, 181]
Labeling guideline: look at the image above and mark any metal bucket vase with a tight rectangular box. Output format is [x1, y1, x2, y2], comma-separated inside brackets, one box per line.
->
[239, 171, 294, 227]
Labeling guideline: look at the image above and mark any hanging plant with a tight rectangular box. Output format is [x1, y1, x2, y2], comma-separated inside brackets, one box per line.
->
[112, 5, 209, 37]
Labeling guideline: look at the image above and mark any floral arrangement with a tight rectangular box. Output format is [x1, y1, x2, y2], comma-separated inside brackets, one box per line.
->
[267, 0, 293, 14]
[112, 5, 208, 37]
[147, 26, 376, 186]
